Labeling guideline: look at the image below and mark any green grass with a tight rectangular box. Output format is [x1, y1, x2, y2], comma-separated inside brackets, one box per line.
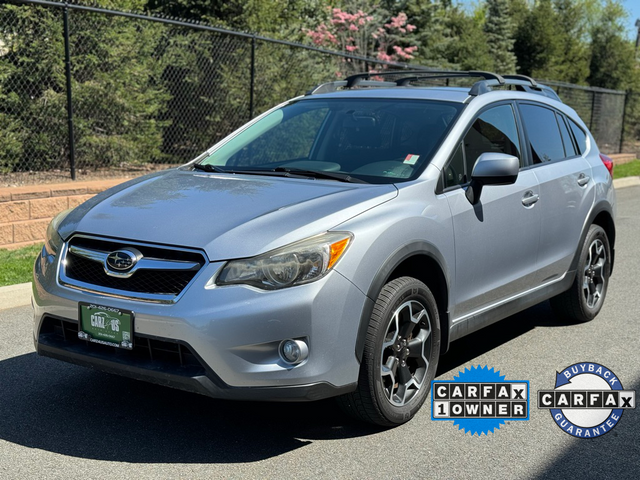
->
[0, 244, 42, 287]
[613, 159, 640, 179]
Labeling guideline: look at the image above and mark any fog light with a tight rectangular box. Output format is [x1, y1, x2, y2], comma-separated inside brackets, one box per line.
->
[279, 339, 309, 365]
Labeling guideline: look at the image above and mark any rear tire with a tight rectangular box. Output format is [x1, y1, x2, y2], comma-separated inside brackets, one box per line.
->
[338, 277, 440, 427]
[550, 225, 611, 323]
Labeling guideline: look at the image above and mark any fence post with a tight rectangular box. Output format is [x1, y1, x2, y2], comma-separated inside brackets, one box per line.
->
[62, 6, 77, 180]
[249, 35, 256, 120]
[619, 91, 629, 153]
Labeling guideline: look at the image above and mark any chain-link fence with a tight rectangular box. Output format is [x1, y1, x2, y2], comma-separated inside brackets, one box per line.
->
[543, 80, 627, 154]
[0, 0, 635, 186]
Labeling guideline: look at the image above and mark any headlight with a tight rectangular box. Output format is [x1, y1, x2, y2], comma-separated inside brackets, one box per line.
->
[44, 208, 72, 256]
[215, 232, 353, 290]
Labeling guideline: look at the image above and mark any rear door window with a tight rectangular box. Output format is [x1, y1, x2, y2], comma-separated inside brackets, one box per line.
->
[519, 104, 565, 163]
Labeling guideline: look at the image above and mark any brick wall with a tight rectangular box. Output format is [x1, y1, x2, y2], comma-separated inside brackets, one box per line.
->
[0, 179, 129, 249]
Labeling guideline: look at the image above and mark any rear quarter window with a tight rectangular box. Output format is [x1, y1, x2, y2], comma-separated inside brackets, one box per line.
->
[568, 118, 588, 154]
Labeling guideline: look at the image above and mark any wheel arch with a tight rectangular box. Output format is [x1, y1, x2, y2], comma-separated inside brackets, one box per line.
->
[355, 242, 451, 363]
[570, 201, 616, 274]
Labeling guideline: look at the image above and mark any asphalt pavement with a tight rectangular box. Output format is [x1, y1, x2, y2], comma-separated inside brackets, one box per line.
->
[0, 187, 638, 479]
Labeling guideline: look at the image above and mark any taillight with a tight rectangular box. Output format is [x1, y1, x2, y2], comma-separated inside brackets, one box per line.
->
[599, 154, 614, 177]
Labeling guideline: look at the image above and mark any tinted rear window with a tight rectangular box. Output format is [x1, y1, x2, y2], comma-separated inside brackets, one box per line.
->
[519, 104, 565, 163]
[557, 114, 577, 157]
[568, 118, 587, 154]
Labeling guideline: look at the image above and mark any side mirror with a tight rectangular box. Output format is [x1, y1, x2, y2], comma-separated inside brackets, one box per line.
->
[465, 153, 519, 205]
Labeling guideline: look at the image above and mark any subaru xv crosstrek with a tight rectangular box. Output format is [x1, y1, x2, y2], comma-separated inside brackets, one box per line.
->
[33, 71, 616, 426]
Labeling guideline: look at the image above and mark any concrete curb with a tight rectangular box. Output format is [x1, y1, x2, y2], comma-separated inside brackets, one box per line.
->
[0, 282, 32, 311]
[613, 176, 640, 189]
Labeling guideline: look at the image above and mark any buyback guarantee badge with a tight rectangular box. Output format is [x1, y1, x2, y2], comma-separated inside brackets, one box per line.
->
[538, 362, 636, 438]
[431, 365, 530, 435]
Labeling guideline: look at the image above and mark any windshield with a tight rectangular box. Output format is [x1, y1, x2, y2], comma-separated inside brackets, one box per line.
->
[197, 98, 464, 184]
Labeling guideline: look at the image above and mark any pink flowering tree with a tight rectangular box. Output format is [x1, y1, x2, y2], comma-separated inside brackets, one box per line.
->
[305, 6, 419, 76]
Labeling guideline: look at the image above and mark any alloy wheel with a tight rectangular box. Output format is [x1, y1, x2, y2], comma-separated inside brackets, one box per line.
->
[583, 238, 607, 309]
[380, 300, 431, 406]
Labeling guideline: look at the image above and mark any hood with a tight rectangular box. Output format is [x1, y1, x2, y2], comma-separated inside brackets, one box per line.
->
[60, 169, 397, 260]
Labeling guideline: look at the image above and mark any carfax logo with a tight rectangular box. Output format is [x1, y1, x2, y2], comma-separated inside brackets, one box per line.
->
[538, 362, 636, 438]
[431, 365, 530, 436]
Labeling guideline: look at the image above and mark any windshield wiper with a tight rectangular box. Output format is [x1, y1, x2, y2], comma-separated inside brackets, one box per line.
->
[192, 163, 227, 173]
[271, 167, 368, 184]
[192, 163, 368, 183]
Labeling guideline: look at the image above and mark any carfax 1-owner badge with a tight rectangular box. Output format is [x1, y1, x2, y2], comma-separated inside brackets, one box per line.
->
[431, 365, 530, 435]
[538, 362, 636, 438]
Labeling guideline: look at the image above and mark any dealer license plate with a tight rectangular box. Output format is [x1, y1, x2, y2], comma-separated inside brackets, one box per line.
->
[78, 302, 134, 350]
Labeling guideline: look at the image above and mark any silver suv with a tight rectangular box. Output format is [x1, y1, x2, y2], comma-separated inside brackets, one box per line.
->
[33, 71, 616, 426]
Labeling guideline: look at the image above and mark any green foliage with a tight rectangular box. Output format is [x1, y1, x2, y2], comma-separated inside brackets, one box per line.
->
[146, 0, 327, 40]
[484, 0, 517, 74]
[0, 5, 67, 172]
[551, 0, 590, 84]
[514, 0, 561, 78]
[70, 11, 169, 166]
[0, 1, 168, 172]
[588, 0, 634, 90]
[440, 3, 493, 71]
[394, 0, 451, 67]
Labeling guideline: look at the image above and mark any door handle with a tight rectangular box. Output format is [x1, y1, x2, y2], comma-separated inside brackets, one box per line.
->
[577, 173, 590, 186]
[522, 191, 539, 207]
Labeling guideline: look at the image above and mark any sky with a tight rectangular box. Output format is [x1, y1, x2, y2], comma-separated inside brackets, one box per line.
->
[454, 0, 640, 40]
[623, 0, 640, 39]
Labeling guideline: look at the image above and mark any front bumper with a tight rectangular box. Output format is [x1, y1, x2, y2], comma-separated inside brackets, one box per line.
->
[33, 246, 365, 401]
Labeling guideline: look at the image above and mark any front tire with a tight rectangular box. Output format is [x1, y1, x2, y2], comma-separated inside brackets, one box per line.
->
[550, 224, 611, 322]
[338, 277, 441, 427]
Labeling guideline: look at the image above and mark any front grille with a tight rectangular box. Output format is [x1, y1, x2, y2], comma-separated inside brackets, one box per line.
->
[39, 316, 206, 376]
[61, 236, 206, 300]
[66, 255, 195, 295]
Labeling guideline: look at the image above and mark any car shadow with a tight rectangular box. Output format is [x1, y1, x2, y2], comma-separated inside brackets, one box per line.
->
[0, 351, 382, 464]
[437, 300, 575, 377]
[0, 301, 572, 464]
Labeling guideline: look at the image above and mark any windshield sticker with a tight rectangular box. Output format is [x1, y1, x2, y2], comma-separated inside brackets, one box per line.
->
[404, 154, 420, 165]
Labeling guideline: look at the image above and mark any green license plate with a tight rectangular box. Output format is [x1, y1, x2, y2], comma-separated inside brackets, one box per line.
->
[78, 303, 134, 350]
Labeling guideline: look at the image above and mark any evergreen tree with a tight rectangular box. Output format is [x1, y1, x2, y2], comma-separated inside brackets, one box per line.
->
[443, 4, 493, 70]
[588, 0, 634, 89]
[0, 1, 167, 173]
[553, 0, 590, 84]
[484, 0, 517, 74]
[514, 0, 562, 78]
[391, 0, 453, 67]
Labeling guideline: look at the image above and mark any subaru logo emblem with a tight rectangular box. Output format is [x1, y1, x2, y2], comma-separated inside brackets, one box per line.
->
[106, 249, 138, 272]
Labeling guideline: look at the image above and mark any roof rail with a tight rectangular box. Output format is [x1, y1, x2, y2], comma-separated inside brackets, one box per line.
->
[502, 74, 538, 87]
[307, 70, 506, 95]
[305, 70, 561, 102]
[307, 79, 396, 95]
[468, 76, 560, 101]
[343, 70, 505, 88]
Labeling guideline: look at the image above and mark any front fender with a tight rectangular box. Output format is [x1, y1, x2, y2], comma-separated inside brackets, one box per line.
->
[333, 181, 455, 362]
